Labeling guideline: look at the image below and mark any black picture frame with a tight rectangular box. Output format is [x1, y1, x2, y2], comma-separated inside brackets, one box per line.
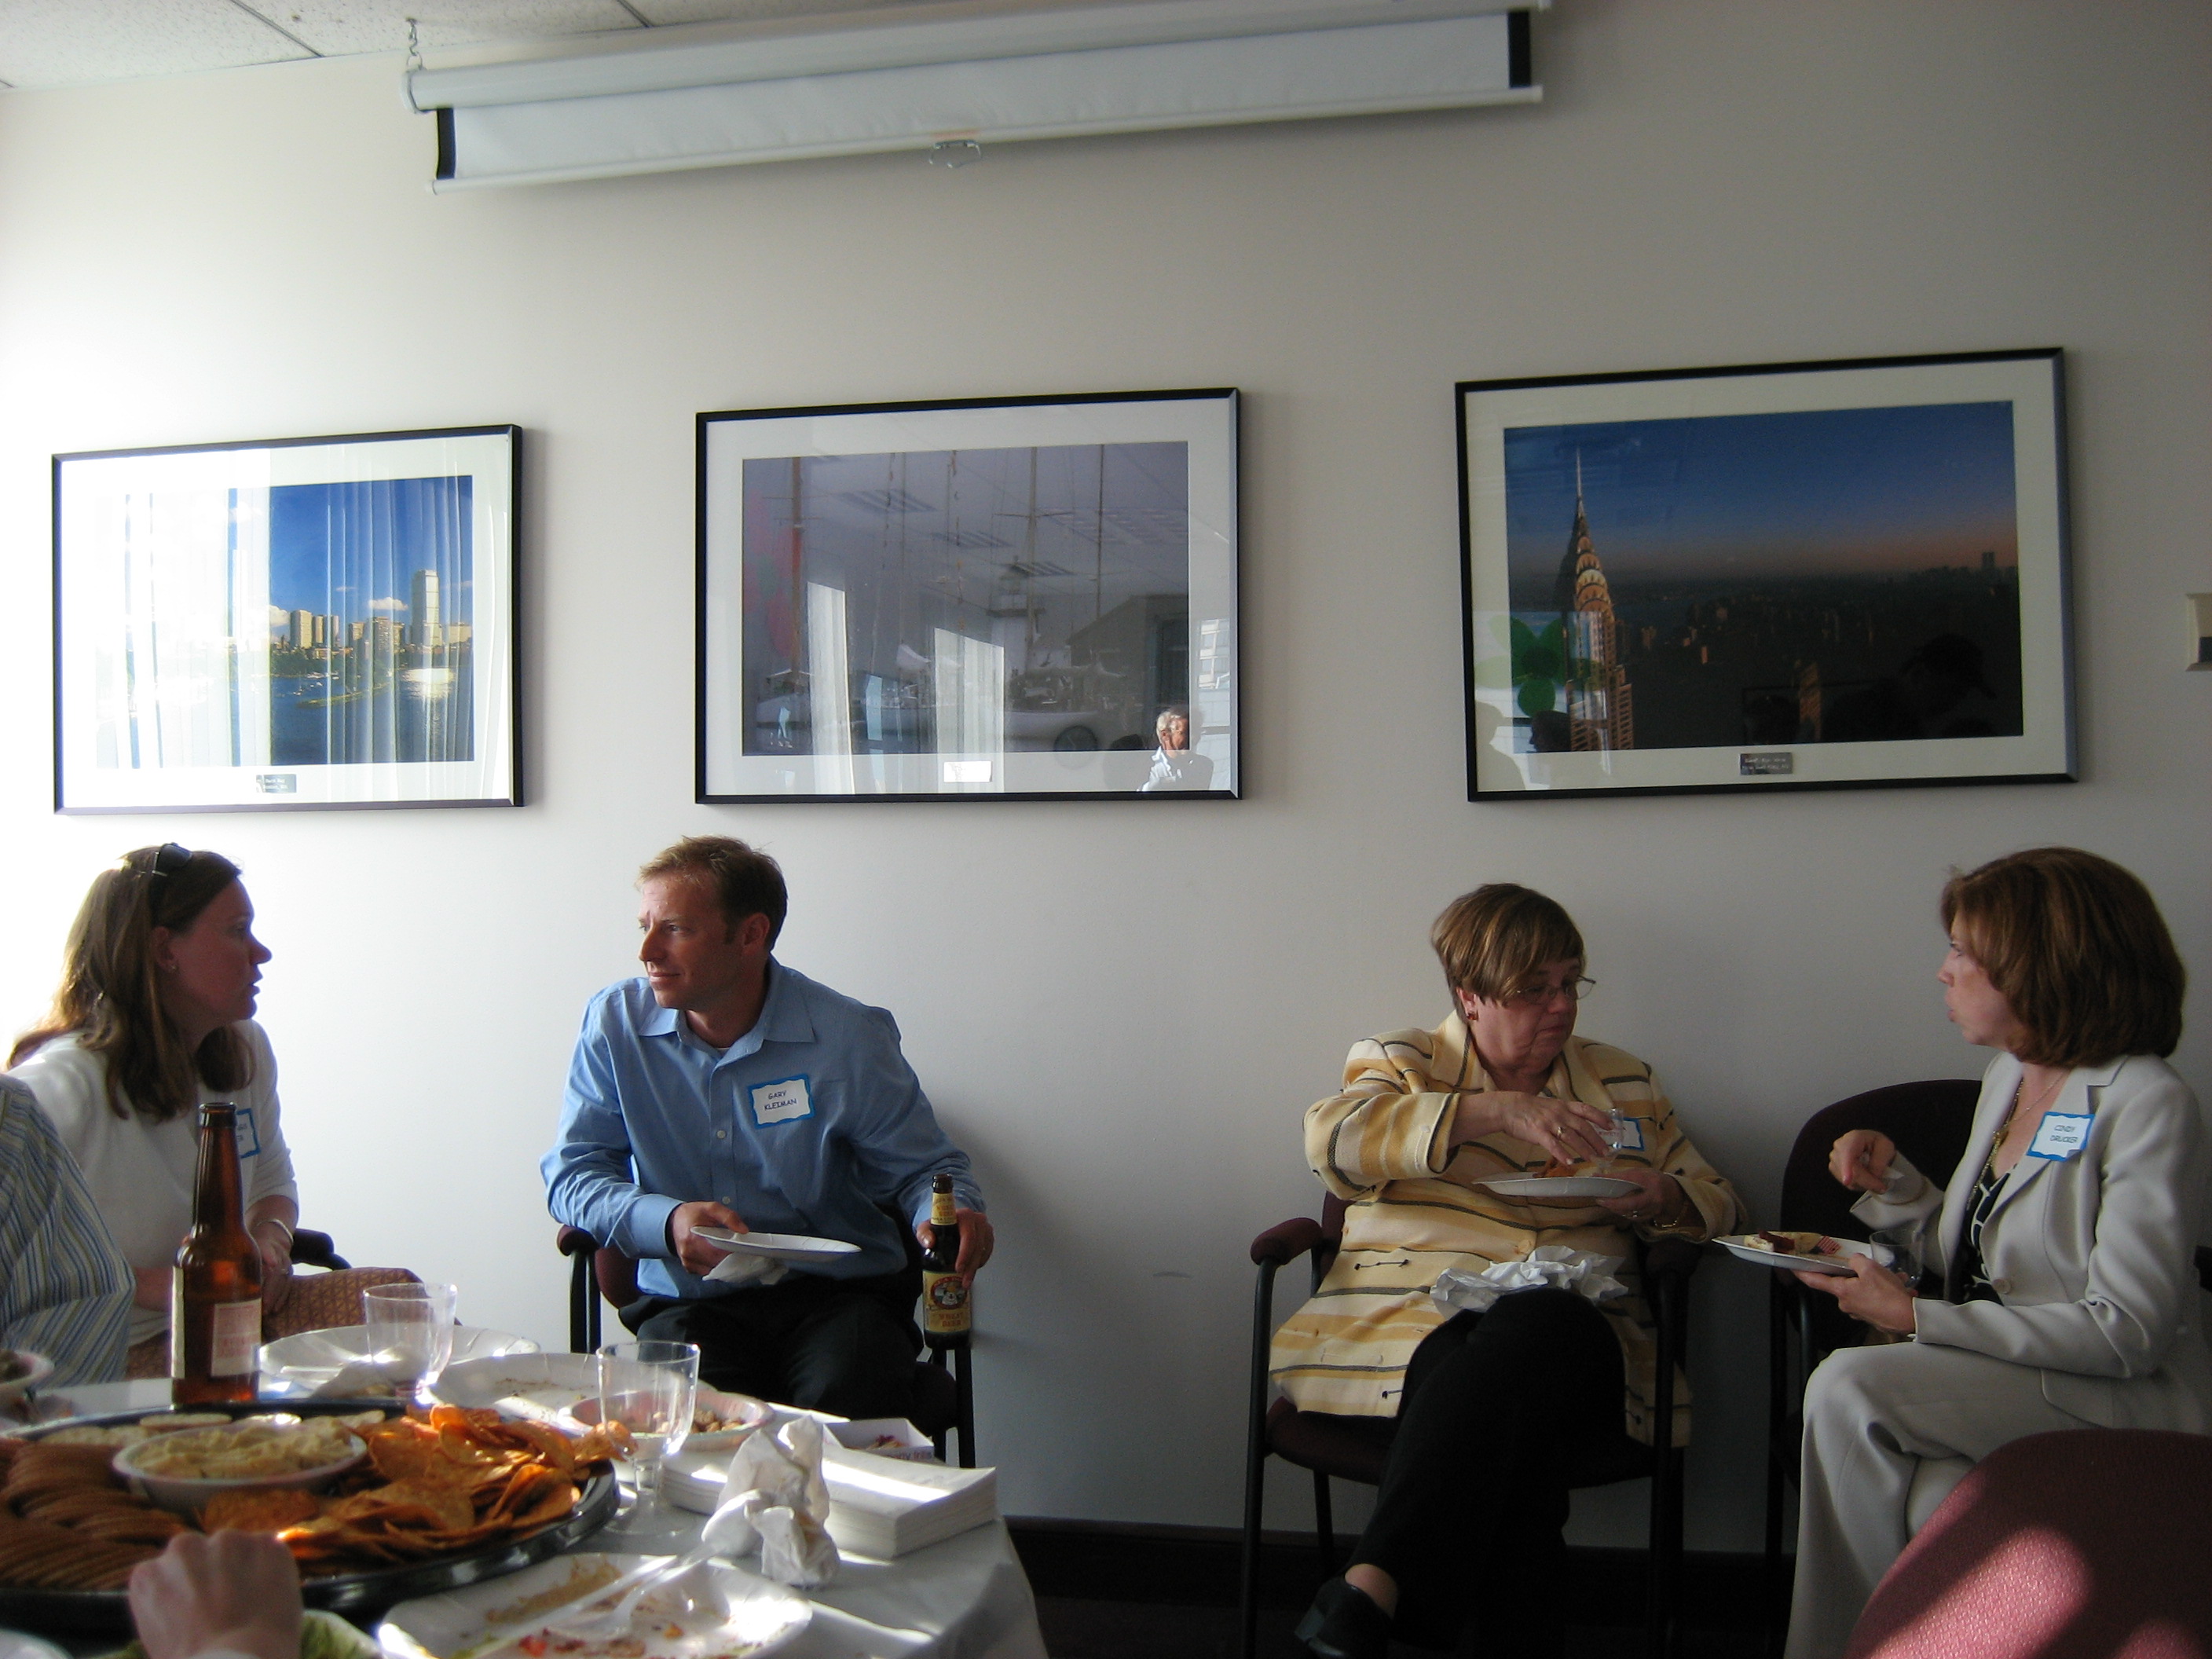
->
[1457, 350, 2074, 800]
[696, 389, 1240, 802]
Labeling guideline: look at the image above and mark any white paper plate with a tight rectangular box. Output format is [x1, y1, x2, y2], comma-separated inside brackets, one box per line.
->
[693, 1229, 862, 1265]
[1476, 1175, 1641, 1199]
[1715, 1235, 1891, 1276]
[0, 1629, 73, 1659]
[573, 1386, 775, 1452]
[0, 1350, 54, 1410]
[432, 1352, 602, 1420]
[260, 1325, 539, 1389]
[377, 1551, 811, 1659]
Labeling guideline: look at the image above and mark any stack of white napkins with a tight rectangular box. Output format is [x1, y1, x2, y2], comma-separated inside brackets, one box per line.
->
[819, 1441, 998, 1558]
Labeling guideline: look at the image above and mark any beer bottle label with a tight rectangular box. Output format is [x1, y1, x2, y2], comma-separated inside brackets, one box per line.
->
[921, 1269, 971, 1335]
[210, 1300, 262, 1376]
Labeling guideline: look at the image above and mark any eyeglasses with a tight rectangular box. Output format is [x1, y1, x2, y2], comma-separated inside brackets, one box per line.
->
[1500, 976, 1597, 1009]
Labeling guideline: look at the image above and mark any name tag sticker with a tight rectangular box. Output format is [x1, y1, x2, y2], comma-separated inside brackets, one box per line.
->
[1615, 1117, 1646, 1153]
[235, 1107, 262, 1159]
[749, 1075, 813, 1127]
[2027, 1111, 2093, 1161]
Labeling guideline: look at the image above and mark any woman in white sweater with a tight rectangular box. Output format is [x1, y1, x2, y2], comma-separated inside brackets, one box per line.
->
[9, 844, 300, 1376]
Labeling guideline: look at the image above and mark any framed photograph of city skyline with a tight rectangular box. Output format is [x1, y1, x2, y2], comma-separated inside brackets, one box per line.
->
[1457, 350, 2074, 800]
[697, 389, 1239, 802]
[53, 425, 519, 813]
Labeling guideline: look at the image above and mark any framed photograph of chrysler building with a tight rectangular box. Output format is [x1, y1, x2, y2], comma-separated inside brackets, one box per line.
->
[53, 426, 519, 812]
[1456, 350, 2073, 799]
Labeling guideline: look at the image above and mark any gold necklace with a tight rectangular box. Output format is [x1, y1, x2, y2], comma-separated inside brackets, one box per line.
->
[1990, 1068, 2065, 1171]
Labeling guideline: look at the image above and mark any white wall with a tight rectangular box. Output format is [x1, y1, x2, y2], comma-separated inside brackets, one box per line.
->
[1, 0, 2207, 1552]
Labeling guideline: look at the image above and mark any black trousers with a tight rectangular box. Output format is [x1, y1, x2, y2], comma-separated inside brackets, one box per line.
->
[624, 1267, 922, 1421]
[1339, 1288, 1630, 1656]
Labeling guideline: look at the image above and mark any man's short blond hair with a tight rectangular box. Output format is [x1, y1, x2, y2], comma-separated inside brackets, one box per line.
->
[1430, 884, 1585, 1003]
[639, 835, 787, 947]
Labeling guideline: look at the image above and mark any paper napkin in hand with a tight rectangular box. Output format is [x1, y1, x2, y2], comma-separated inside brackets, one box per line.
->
[703, 1250, 790, 1289]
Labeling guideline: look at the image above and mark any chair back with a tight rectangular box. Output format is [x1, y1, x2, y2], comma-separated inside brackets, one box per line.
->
[1778, 1079, 1979, 1358]
[1778, 1079, 1981, 1242]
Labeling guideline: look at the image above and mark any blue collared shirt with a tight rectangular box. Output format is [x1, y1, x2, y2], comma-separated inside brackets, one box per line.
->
[542, 961, 980, 1300]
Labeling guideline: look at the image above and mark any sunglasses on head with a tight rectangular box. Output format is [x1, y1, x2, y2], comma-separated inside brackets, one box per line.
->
[145, 843, 192, 881]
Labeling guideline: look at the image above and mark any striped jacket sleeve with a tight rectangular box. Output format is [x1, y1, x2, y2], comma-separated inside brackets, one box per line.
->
[1305, 1028, 1464, 1196]
[0, 1077, 131, 1386]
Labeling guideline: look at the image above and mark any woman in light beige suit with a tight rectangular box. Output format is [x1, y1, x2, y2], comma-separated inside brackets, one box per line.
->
[1785, 847, 2211, 1659]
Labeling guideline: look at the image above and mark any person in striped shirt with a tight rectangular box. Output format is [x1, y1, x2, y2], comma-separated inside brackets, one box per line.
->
[0, 1071, 130, 1388]
[1279, 884, 1741, 1659]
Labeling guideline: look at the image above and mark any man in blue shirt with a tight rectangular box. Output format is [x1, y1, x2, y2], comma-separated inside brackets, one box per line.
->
[544, 836, 991, 1419]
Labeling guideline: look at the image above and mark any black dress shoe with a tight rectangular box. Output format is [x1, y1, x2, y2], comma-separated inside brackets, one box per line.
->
[1295, 1577, 1392, 1659]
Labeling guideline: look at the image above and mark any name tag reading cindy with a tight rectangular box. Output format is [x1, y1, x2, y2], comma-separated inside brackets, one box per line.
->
[2027, 1111, 2093, 1160]
[749, 1075, 813, 1127]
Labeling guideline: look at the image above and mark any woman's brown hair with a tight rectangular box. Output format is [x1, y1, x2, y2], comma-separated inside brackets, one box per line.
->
[1941, 846, 2186, 1066]
[1430, 884, 1586, 1005]
[9, 845, 255, 1121]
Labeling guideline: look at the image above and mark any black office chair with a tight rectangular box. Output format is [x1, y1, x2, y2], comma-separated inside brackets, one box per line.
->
[1239, 1192, 1702, 1659]
[556, 1221, 976, 1468]
[1760, 1079, 1981, 1655]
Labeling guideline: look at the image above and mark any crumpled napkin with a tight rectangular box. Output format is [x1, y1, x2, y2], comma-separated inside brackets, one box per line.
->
[704, 1251, 790, 1289]
[1430, 1245, 1630, 1317]
[701, 1415, 840, 1586]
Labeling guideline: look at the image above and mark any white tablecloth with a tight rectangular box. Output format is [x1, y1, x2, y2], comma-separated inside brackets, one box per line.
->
[4, 1382, 1047, 1659]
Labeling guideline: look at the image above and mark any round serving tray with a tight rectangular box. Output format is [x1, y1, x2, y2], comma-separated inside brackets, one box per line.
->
[0, 1398, 616, 1635]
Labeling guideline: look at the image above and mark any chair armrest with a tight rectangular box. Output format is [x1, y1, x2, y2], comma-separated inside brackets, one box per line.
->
[1251, 1217, 1324, 1267]
[557, 1225, 602, 1259]
[288, 1229, 346, 1270]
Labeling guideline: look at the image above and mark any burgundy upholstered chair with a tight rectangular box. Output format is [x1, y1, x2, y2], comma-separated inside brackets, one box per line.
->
[1844, 1427, 2212, 1659]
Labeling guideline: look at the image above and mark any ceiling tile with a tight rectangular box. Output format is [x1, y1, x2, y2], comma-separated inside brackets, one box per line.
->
[267, 1, 643, 57]
[0, 0, 309, 90]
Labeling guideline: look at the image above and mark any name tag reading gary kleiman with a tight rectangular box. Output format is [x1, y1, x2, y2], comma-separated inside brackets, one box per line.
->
[749, 1075, 814, 1127]
[2027, 1111, 2093, 1160]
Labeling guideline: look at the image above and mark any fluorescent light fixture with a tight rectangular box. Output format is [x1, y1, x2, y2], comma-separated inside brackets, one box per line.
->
[406, 0, 1540, 190]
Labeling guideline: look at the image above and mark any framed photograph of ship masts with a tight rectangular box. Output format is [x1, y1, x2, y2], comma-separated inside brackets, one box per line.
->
[1456, 350, 2073, 800]
[698, 389, 1239, 802]
[53, 425, 519, 813]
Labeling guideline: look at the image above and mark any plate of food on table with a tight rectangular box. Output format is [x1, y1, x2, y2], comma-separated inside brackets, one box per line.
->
[1714, 1229, 1895, 1276]
[0, 1399, 628, 1634]
[375, 1549, 812, 1659]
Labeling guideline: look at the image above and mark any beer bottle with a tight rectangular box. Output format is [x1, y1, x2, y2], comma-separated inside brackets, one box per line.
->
[172, 1103, 264, 1405]
[919, 1172, 971, 1345]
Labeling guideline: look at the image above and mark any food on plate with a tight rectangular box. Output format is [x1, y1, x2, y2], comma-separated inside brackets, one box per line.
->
[127, 1413, 377, 1479]
[1752, 1229, 1838, 1256]
[693, 1404, 760, 1434]
[0, 1407, 630, 1593]
[38, 1412, 233, 1450]
[203, 1486, 323, 1533]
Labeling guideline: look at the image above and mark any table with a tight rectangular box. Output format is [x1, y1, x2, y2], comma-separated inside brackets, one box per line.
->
[3, 1382, 1047, 1659]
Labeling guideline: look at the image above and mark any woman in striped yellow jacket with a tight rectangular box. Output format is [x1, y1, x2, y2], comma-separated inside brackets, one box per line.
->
[1278, 884, 1741, 1659]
